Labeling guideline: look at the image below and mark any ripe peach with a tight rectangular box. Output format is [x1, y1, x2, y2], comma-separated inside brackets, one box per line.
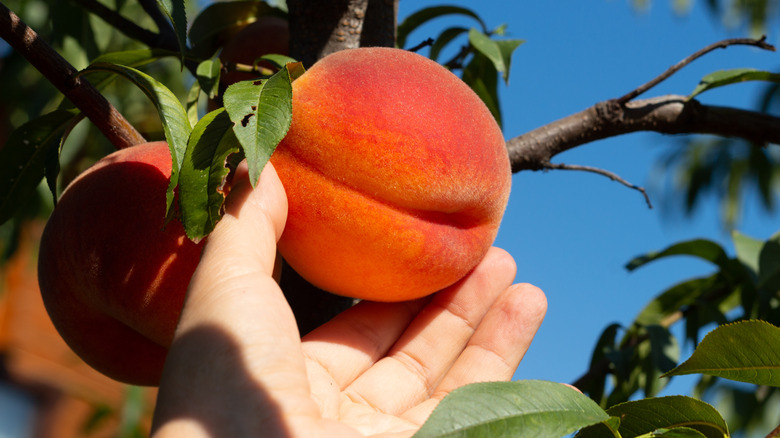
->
[37, 142, 204, 386]
[271, 47, 511, 302]
[219, 15, 290, 85]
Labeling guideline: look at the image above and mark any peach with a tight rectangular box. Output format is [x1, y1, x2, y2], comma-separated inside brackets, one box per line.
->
[271, 47, 511, 302]
[219, 15, 290, 85]
[37, 142, 204, 386]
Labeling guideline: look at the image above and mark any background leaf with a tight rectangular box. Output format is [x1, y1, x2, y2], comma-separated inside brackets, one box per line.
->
[188, 0, 284, 59]
[467, 28, 523, 84]
[397, 5, 487, 49]
[156, 0, 188, 60]
[413, 380, 609, 438]
[626, 239, 730, 271]
[689, 68, 780, 100]
[663, 320, 780, 386]
[576, 396, 729, 438]
[0, 109, 77, 225]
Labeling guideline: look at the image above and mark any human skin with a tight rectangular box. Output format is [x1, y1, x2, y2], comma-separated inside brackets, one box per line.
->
[271, 47, 512, 302]
[151, 163, 547, 437]
[37, 142, 204, 386]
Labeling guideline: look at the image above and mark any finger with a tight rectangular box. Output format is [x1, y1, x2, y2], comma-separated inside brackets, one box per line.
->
[153, 163, 320, 432]
[344, 247, 517, 415]
[401, 283, 547, 425]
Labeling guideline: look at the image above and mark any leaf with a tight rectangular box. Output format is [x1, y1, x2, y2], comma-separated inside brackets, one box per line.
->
[689, 68, 780, 100]
[189, 0, 284, 59]
[0, 109, 78, 225]
[467, 28, 523, 84]
[663, 320, 780, 387]
[430, 27, 468, 62]
[638, 325, 679, 397]
[757, 231, 780, 291]
[461, 53, 502, 127]
[732, 230, 763, 277]
[79, 62, 192, 215]
[576, 396, 729, 438]
[626, 239, 730, 271]
[638, 427, 708, 438]
[584, 323, 622, 405]
[224, 62, 300, 186]
[413, 380, 610, 438]
[634, 276, 719, 326]
[397, 6, 488, 49]
[185, 80, 202, 128]
[156, 0, 188, 61]
[178, 108, 241, 241]
[196, 58, 221, 99]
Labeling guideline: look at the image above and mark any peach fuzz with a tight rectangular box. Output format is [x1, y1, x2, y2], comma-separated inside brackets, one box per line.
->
[37, 142, 204, 386]
[271, 47, 511, 302]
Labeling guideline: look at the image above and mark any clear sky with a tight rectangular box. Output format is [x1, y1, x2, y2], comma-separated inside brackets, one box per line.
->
[396, 0, 780, 398]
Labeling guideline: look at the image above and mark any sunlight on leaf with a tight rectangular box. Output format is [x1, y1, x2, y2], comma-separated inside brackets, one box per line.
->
[414, 380, 609, 438]
[689, 68, 780, 100]
[576, 396, 728, 438]
[663, 320, 780, 387]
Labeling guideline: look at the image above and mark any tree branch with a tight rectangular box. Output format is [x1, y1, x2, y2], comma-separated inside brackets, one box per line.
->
[507, 95, 780, 173]
[544, 163, 653, 208]
[0, 2, 145, 149]
[617, 36, 775, 104]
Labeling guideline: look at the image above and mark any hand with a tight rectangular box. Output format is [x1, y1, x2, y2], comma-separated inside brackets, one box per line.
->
[151, 163, 547, 438]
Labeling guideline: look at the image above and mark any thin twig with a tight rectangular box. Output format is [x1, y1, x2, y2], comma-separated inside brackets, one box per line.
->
[545, 162, 653, 208]
[616, 36, 776, 104]
[0, 2, 145, 149]
[408, 37, 434, 53]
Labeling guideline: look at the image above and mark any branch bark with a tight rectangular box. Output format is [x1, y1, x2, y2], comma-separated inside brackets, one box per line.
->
[507, 95, 780, 173]
[0, 2, 145, 149]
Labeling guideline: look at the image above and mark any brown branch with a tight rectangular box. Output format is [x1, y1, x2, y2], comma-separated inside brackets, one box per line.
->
[544, 163, 653, 208]
[508, 95, 780, 173]
[0, 2, 145, 149]
[617, 36, 775, 104]
[766, 423, 780, 438]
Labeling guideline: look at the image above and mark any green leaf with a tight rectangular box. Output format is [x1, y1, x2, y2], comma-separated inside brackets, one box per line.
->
[178, 108, 241, 241]
[634, 276, 718, 326]
[576, 396, 729, 438]
[689, 68, 780, 100]
[467, 28, 523, 84]
[637, 427, 708, 438]
[757, 231, 780, 291]
[663, 320, 780, 386]
[189, 0, 284, 59]
[79, 62, 192, 215]
[0, 109, 78, 225]
[156, 0, 188, 61]
[224, 63, 300, 186]
[732, 230, 763, 277]
[626, 239, 730, 272]
[397, 6, 488, 49]
[413, 380, 609, 438]
[430, 27, 468, 62]
[196, 58, 221, 99]
[185, 80, 202, 128]
[461, 53, 502, 127]
[584, 323, 622, 405]
[638, 325, 679, 397]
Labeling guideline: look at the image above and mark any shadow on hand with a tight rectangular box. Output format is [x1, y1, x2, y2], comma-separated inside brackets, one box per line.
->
[153, 324, 292, 437]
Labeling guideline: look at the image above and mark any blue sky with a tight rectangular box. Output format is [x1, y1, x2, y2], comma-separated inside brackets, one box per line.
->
[396, 1, 780, 397]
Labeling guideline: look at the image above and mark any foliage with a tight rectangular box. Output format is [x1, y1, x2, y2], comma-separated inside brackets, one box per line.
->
[1, 0, 780, 437]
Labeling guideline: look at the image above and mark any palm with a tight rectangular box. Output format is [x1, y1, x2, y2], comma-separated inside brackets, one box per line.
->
[296, 248, 546, 436]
